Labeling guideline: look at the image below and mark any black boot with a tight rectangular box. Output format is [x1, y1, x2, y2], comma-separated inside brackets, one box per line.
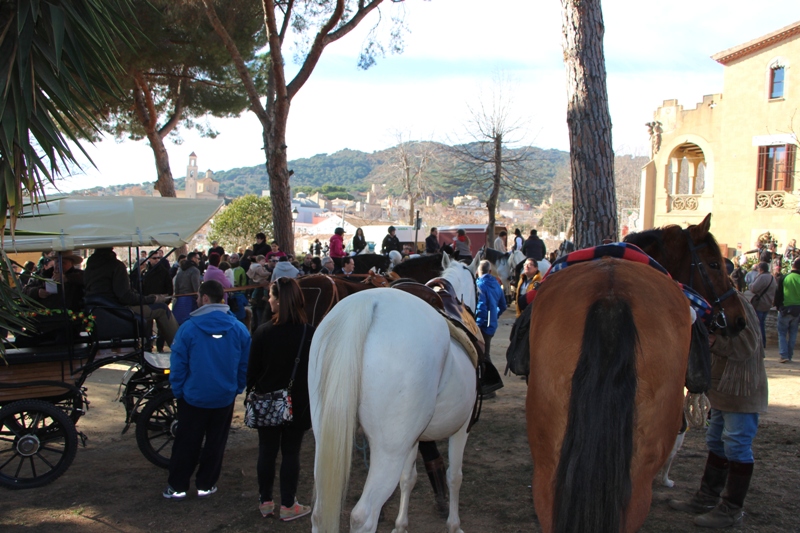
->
[424, 456, 449, 518]
[694, 461, 753, 528]
[669, 451, 729, 513]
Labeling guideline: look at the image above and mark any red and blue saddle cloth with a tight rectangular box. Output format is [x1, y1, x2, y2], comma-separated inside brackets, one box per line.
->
[532, 242, 713, 326]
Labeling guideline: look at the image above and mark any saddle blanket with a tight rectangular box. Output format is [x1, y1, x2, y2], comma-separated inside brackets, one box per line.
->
[539, 242, 713, 325]
[446, 320, 479, 369]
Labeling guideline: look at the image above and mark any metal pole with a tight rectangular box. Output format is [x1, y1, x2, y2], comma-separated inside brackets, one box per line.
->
[413, 209, 420, 253]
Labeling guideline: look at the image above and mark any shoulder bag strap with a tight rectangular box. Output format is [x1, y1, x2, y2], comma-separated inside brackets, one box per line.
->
[755, 277, 773, 299]
[286, 324, 308, 393]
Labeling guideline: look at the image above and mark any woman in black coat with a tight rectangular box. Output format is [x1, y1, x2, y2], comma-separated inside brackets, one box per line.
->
[352, 227, 367, 255]
[247, 277, 315, 521]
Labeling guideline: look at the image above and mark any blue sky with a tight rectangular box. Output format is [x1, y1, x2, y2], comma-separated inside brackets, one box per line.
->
[59, 0, 800, 192]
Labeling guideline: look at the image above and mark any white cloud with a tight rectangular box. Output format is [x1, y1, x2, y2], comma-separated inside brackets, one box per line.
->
[59, 0, 800, 191]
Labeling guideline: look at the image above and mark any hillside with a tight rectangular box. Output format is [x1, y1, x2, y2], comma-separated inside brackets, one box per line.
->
[77, 143, 573, 202]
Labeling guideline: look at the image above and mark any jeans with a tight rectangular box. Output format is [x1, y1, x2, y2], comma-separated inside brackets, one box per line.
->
[705, 409, 759, 463]
[778, 310, 799, 361]
[755, 310, 768, 348]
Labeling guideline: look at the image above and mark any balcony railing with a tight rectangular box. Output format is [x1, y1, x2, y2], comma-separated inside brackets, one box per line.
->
[669, 194, 700, 211]
[755, 191, 787, 209]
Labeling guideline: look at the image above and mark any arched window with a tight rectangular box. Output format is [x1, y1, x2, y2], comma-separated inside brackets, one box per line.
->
[767, 58, 788, 100]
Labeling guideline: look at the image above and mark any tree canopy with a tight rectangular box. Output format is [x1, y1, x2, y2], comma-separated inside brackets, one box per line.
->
[207, 194, 273, 253]
[202, 0, 411, 255]
[98, 0, 267, 197]
[0, 0, 135, 229]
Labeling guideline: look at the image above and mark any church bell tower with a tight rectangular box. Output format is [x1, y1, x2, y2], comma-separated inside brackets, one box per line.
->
[186, 152, 198, 199]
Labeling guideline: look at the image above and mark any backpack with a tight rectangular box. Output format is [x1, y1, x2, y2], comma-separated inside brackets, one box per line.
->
[505, 302, 533, 377]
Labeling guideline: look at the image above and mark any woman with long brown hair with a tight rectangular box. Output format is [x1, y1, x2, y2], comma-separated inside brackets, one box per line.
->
[247, 277, 315, 521]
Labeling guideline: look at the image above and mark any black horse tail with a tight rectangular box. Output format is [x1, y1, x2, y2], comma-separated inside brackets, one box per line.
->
[553, 296, 639, 533]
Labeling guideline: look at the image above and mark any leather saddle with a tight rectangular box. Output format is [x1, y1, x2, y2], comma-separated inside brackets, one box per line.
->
[391, 278, 485, 361]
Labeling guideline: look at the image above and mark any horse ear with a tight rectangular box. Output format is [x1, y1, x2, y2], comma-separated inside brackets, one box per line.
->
[692, 213, 712, 240]
[468, 255, 479, 275]
[441, 253, 451, 269]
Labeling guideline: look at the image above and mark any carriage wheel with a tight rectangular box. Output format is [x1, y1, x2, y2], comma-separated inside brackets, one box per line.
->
[135, 391, 177, 469]
[0, 400, 78, 489]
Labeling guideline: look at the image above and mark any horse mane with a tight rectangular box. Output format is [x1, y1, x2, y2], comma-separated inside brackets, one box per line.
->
[391, 253, 444, 276]
[623, 228, 665, 257]
[625, 222, 722, 265]
[441, 260, 476, 312]
[482, 247, 508, 263]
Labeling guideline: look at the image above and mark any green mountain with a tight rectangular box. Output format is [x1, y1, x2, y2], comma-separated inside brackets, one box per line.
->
[77, 143, 573, 203]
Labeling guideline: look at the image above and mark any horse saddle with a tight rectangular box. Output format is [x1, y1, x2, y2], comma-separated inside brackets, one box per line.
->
[391, 278, 484, 367]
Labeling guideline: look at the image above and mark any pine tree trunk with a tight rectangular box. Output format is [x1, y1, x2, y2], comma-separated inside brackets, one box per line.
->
[147, 131, 176, 198]
[561, 0, 617, 249]
[264, 127, 294, 256]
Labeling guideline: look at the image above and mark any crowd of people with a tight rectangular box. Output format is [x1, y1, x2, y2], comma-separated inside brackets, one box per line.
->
[10, 223, 795, 528]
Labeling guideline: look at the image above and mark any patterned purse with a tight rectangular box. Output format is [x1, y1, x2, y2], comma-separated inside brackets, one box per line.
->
[244, 325, 306, 429]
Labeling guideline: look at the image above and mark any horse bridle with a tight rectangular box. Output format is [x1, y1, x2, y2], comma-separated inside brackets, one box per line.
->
[683, 229, 737, 331]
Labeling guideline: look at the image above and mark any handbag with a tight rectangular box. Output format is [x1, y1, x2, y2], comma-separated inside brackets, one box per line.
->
[244, 325, 307, 429]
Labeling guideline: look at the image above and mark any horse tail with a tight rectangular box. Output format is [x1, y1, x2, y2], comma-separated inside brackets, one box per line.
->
[312, 296, 375, 533]
[553, 296, 639, 533]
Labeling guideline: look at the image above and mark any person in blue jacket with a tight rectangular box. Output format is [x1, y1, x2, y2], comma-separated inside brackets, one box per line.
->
[476, 259, 507, 366]
[163, 280, 251, 500]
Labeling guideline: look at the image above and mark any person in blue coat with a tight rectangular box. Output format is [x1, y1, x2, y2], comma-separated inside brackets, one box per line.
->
[476, 260, 508, 364]
[163, 280, 251, 500]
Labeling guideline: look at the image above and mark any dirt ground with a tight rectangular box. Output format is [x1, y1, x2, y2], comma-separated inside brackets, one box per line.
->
[2, 311, 799, 532]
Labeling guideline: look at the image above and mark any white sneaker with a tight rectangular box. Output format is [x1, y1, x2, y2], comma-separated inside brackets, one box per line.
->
[197, 486, 217, 498]
[163, 486, 186, 500]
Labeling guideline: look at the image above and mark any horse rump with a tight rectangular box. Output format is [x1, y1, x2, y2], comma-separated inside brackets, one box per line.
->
[553, 296, 638, 533]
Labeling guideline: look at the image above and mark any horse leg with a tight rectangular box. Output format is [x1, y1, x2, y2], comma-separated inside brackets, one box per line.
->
[658, 429, 686, 487]
[445, 419, 470, 533]
[350, 447, 410, 533]
[392, 444, 420, 533]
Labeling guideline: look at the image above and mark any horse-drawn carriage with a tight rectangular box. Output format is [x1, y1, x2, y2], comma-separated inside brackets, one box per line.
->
[1, 196, 222, 489]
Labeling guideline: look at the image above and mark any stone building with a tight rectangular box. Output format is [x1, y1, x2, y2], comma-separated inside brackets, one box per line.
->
[640, 21, 800, 255]
[177, 152, 222, 200]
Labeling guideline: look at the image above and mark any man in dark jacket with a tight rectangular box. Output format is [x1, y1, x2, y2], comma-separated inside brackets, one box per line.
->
[83, 247, 178, 346]
[23, 251, 85, 311]
[381, 226, 402, 255]
[164, 280, 251, 500]
[142, 251, 174, 297]
[141, 251, 174, 352]
[521, 229, 546, 261]
[425, 227, 440, 254]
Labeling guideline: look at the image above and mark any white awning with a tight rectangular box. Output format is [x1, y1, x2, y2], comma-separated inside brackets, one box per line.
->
[3, 196, 223, 252]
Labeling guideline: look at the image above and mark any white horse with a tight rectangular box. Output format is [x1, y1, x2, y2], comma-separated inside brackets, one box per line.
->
[309, 255, 477, 533]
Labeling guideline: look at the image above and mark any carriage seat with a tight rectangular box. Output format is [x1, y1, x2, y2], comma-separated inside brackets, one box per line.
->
[84, 295, 152, 347]
[1, 342, 93, 365]
[7, 313, 87, 348]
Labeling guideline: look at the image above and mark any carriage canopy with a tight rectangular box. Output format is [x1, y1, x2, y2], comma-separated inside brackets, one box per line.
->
[3, 196, 223, 253]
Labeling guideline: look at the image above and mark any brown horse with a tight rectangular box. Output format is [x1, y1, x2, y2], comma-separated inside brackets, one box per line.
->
[297, 273, 396, 327]
[526, 214, 746, 533]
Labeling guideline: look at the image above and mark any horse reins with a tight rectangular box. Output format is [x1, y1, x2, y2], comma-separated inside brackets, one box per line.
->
[683, 229, 737, 331]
